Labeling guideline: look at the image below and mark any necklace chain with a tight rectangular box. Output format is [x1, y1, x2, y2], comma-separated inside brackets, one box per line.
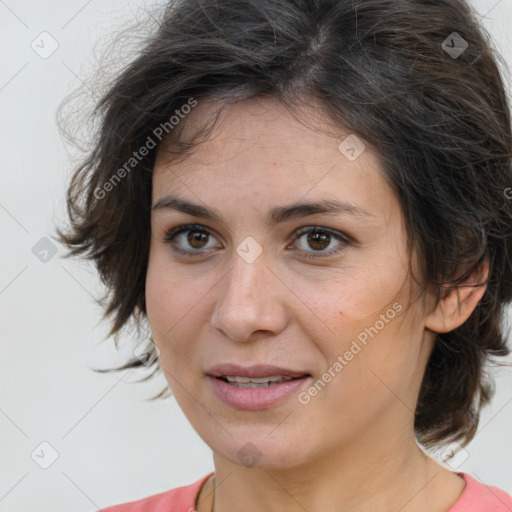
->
[210, 475, 215, 512]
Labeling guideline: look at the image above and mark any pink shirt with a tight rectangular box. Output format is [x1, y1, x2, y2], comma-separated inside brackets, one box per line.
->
[99, 472, 512, 512]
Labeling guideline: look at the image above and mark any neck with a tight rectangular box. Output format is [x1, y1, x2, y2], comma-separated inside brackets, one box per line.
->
[205, 429, 464, 512]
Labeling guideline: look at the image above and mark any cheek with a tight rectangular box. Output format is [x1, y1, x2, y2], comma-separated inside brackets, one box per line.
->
[333, 306, 424, 413]
[145, 249, 214, 363]
[145, 252, 170, 328]
[292, 262, 408, 340]
[146, 242, 194, 320]
[297, 267, 416, 387]
[145, 248, 187, 351]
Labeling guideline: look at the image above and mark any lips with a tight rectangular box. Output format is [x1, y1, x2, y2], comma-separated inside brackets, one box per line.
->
[220, 375, 295, 388]
[206, 363, 310, 380]
[205, 364, 312, 408]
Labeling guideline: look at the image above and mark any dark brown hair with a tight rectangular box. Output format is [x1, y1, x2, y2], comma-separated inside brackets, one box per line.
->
[58, 0, 512, 449]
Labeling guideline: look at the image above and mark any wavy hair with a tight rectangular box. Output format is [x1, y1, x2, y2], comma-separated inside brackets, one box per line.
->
[58, 0, 512, 449]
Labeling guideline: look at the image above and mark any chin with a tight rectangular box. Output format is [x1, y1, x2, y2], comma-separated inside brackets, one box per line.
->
[209, 429, 312, 470]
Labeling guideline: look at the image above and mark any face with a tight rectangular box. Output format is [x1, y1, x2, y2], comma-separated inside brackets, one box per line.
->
[145, 96, 435, 470]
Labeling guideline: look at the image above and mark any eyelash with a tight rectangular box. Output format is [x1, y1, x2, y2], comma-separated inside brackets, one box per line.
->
[162, 223, 350, 260]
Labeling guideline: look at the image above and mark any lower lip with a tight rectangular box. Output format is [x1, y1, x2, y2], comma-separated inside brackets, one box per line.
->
[207, 375, 311, 410]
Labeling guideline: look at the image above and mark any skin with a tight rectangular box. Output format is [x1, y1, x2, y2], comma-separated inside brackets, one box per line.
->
[145, 95, 487, 512]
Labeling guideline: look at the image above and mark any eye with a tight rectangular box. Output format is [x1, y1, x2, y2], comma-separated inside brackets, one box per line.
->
[163, 223, 222, 256]
[290, 226, 349, 259]
[162, 224, 350, 259]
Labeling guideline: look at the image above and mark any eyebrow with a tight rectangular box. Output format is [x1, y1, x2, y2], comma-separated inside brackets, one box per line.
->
[152, 195, 375, 225]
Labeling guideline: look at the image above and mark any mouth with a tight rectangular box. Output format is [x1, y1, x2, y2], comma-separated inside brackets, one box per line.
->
[206, 364, 312, 410]
[216, 375, 310, 388]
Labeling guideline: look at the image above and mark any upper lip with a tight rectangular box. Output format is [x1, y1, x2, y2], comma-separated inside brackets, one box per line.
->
[207, 364, 310, 379]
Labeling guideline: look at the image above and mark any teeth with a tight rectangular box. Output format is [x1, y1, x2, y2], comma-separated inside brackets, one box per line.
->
[223, 375, 295, 387]
[224, 375, 292, 384]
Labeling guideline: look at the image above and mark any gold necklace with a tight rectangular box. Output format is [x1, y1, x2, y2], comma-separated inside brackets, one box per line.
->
[196, 474, 215, 512]
[210, 475, 215, 512]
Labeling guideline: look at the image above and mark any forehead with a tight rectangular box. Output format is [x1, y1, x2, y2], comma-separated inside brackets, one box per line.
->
[152, 96, 397, 226]
[155, 95, 365, 167]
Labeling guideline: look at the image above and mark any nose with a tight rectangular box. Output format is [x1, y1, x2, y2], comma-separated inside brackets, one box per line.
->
[210, 247, 289, 342]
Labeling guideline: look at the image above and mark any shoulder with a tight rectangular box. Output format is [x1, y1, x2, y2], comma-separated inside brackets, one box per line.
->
[97, 473, 214, 512]
[448, 473, 512, 512]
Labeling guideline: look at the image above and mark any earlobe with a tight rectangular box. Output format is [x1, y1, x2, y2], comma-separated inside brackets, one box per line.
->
[425, 259, 489, 334]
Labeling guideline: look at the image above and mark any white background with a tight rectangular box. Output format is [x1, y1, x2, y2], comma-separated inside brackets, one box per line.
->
[1, 0, 511, 510]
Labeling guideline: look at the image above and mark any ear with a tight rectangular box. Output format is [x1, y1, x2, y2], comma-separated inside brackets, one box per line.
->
[425, 259, 489, 334]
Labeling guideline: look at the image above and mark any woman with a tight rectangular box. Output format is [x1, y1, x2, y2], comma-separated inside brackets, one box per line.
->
[59, 0, 512, 510]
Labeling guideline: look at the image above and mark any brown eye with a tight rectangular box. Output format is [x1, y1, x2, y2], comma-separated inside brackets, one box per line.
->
[306, 230, 331, 250]
[163, 224, 221, 255]
[292, 226, 349, 259]
[187, 230, 209, 249]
